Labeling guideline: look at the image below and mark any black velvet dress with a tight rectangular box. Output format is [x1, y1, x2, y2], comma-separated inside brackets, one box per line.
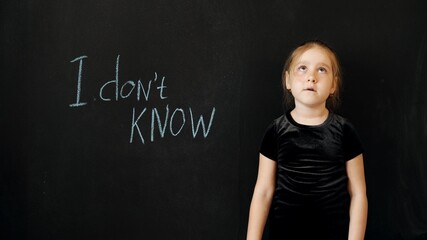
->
[260, 111, 363, 240]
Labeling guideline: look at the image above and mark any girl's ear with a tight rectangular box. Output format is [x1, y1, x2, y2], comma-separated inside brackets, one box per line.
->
[330, 76, 337, 94]
[285, 71, 291, 90]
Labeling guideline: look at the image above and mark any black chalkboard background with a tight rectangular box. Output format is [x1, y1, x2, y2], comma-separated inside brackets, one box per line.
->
[2, 0, 427, 239]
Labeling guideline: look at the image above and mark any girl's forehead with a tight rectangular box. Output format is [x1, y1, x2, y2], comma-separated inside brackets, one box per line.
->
[295, 47, 333, 65]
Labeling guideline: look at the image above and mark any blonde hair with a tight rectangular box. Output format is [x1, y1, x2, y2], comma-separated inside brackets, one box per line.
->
[282, 40, 342, 110]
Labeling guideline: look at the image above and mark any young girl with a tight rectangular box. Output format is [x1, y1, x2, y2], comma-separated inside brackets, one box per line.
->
[247, 40, 368, 240]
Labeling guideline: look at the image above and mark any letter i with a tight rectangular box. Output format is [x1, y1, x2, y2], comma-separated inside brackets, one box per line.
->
[69, 55, 88, 107]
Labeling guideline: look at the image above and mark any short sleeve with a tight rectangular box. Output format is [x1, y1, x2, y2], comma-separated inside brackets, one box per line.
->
[343, 121, 364, 161]
[259, 121, 278, 161]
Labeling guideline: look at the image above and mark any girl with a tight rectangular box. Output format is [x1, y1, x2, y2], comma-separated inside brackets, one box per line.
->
[247, 40, 368, 240]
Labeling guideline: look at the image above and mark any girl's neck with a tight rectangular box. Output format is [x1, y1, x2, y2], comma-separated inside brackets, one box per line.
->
[290, 105, 329, 126]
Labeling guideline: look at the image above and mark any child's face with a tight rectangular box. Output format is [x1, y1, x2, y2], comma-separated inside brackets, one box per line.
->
[285, 46, 336, 109]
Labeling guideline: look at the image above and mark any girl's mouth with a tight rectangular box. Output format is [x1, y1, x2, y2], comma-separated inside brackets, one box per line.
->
[304, 87, 316, 92]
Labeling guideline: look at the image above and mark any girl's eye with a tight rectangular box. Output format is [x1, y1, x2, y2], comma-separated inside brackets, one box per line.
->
[318, 67, 327, 73]
[297, 65, 307, 72]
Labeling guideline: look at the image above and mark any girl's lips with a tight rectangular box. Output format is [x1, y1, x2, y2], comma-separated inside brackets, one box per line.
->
[304, 88, 316, 92]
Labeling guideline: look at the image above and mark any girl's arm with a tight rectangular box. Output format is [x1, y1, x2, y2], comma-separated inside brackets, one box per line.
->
[346, 154, 368, 240]
[247, 154, 276, 240]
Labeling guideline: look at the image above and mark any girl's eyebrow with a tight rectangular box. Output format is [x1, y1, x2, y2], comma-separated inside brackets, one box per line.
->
[318, 63, 332, 69]
[295, 60, 308, 64]
[295, 60, 331, 68]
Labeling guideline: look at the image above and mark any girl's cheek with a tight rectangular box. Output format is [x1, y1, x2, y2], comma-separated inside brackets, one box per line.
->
[294, 72, 306, 80]
[295, 70, 305, 76]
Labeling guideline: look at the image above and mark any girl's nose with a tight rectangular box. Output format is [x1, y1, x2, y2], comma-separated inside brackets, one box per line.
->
[307, 76, 316, 83]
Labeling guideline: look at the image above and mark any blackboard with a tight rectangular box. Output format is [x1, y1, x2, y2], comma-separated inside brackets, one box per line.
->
[2, 0, 427, 239]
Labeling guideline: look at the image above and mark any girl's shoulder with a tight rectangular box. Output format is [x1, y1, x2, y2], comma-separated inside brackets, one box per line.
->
[329, 113, 361, 136]
[269, 113, 289, 130]
[330, 112, 356, 125]
[261, 114, 287, 137]
[272, 114, 287, 125]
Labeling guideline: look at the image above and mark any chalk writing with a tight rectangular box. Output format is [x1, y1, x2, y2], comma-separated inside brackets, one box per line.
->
[189, 107, 216, 138]
[69, 54, 216, 144]
[98, 55, 167, 102]
[170, 108, 185, 136]
[69, 56, 88, 107]
[130, 107, 147, 144]
[129, 106, 216, 143]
